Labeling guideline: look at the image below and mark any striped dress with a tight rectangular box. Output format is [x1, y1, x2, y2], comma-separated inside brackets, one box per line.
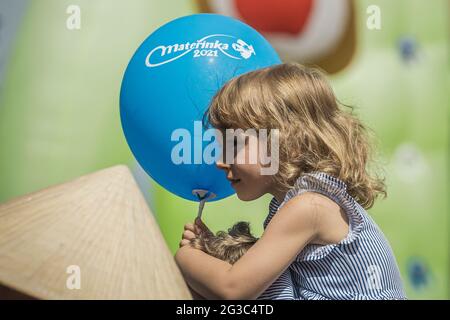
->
[257, 171, 407, 300]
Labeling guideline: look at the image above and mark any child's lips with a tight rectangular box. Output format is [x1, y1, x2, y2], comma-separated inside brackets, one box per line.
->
[227, 178, 241, 186]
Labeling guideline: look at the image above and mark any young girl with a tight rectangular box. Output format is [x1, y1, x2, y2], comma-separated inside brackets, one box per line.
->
[175, 62, 406, 300]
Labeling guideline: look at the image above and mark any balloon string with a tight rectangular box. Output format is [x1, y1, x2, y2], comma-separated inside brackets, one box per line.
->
[197, 198, 207, 220]
[192, 189, 216, 220]
[194, 191, 210, 220]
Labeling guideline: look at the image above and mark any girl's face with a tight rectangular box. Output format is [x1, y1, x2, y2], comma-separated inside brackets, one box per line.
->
[216, 132, 274, 201]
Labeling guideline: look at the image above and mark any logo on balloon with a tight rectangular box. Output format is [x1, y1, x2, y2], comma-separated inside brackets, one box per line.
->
[145, 34, 256, 68]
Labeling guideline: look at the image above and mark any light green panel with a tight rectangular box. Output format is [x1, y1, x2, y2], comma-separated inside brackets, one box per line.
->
[0, 0, 195, 201]
[331, 0, 448, 299]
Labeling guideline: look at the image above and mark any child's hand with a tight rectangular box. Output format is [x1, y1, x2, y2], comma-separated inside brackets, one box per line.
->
[179, 218, 214, 248]
[179, 222, 197, 248]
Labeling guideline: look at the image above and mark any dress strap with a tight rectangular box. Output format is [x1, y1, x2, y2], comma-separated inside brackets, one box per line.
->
[264, 171, 366, 261]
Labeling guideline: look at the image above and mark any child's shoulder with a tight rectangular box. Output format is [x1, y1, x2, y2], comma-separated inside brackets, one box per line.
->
[270, 192, 327, 231]
[278, 191, 349, 246]
[280, 191, 340, 216]
[288, 191, 341, 211]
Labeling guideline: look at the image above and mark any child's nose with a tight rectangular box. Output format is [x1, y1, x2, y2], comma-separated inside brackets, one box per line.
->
[216, 161, 230, 171]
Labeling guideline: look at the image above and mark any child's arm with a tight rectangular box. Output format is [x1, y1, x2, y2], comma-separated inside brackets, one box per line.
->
[176, 246, 233, 299]
[175, 193, 319, 300]
[188, 285, 206, 300]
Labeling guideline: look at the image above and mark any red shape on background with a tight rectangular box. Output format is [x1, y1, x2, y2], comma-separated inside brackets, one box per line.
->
[235, 0, 314, 35]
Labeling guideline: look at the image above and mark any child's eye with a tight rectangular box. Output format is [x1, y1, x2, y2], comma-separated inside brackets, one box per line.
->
[234, 136, 249, 145]
[233, 137, 238, 155]
[222, 136, 248, 159]
[233, 136, 249, 155]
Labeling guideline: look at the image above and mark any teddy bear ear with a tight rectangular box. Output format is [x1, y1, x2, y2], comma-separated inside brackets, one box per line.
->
[229, 221, 251, 236]
[194, 217, 214, 236]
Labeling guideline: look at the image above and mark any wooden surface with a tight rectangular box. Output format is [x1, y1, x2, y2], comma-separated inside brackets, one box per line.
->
[0, 165, 192, 300]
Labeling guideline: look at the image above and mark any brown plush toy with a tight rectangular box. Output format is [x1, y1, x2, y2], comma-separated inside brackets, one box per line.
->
[187, 220, 259, 299]
[190, 221, 259, 265]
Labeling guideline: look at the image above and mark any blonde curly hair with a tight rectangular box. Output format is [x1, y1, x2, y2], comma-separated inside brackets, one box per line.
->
[204, 62, 386, 209]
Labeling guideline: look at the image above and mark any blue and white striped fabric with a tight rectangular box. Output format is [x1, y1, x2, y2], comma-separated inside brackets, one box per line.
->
[257, 171, 407, 300]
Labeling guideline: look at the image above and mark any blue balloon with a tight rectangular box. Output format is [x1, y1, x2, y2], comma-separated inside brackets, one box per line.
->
[120, 14, 281, 202]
